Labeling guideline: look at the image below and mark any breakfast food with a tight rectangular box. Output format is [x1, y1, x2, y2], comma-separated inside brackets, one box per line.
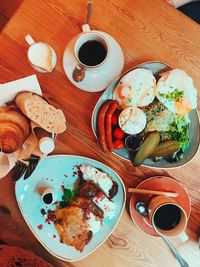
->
[95, 67, 198, 165]
[149, 141, 180, 157]
[133, 132, 160, 166]
[118, 107, 147, 135]
[0, 105, 30, 153]
[54, 206, 91, 252]
[156, 69, 197, 116]
[105, 100, 119, 151]
[80, 164, 118, 199]
[51, 164, 119, 252]
[70, 197, 104, 218]
[97, 99, 119, 152]
[97, 99, 114, 152]
[15, 92, 66, 133]
[114, 68, 156, 108]
[93, 192, 116, 219]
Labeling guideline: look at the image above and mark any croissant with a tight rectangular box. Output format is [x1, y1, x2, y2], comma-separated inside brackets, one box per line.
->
[0, 105, 30, 153]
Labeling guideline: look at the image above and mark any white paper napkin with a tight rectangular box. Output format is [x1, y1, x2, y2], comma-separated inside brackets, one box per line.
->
[0, 74, 42, 179]
[0, 74, 42, 105]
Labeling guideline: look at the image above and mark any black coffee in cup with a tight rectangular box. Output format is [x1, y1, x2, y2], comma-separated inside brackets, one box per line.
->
[153, 204, 181, 230]
[78, 40, 107, 66]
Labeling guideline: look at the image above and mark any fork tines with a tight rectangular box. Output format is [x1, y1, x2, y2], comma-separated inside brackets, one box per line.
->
[13, 161, 28, 182]
[13, 155, 40, 181]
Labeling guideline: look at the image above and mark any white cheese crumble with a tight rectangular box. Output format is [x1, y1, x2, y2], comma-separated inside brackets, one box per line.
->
[93, 193, 116, 219]
[86, 210, 102, 233]
[80, 164, 113, 196]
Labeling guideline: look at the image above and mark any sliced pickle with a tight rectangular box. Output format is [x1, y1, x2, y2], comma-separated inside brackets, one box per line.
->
[133, 132, 160, 166]
[149, 141, 180, 157]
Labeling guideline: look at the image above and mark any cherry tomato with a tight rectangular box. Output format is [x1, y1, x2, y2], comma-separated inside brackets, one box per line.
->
[111, 113, 118, 125]
[113, 128, 125, 139]
[113, 139, 125, 150]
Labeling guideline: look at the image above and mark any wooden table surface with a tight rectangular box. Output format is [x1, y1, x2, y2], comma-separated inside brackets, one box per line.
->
[0, 0, 200, 266]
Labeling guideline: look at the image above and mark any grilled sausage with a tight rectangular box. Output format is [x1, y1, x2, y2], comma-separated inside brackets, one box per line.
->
[105, 100, 119, 151]
[97, 100, 113, 152]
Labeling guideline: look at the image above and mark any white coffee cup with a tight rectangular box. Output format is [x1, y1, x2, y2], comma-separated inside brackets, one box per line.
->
[25, 34, 57, 73]
[72, 24, 109, 82]
[74, 30, 109, 68]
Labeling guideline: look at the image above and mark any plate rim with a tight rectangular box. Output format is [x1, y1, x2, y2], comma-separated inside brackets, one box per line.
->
[129, 175, 191, 237]
[15, 154, 126, 262]
[91, 60, 200, 169]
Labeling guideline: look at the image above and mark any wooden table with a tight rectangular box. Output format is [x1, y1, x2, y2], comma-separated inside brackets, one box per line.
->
[0, 0, 200, 266]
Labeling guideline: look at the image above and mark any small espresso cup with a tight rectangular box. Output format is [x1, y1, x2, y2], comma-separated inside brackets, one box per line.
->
[148, 196, 188, 240]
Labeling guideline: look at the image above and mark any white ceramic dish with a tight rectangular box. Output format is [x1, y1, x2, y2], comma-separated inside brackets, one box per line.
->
[15, 155, 126, 261]
[63, 31, 124, 92]
[30, 45, 57, 73]
[91, 61, 200, 169]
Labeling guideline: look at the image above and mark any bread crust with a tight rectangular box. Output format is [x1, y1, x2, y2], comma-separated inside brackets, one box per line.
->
[15, 92, 66, 134]
[0, 105, 30, 153]
[54, 206, 91, 252]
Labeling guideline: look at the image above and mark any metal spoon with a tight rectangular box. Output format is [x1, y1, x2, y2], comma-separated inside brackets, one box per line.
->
[72, 2, 93, 83]
[72, 64, 85, 82]
[135, 201, 189, 267]
[85, 2, 93, 26]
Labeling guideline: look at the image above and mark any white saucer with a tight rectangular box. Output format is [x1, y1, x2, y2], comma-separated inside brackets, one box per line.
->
[63, 31, 124, 92]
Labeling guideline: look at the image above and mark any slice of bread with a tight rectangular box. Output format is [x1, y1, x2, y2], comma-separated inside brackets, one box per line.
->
[15, 92, 66, 134]
[54, 206, 91, 252]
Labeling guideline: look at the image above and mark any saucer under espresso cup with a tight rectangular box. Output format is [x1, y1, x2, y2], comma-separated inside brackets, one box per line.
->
[129, 176, 191, 237]
[148, 195, 188, 241]
[63, 23, 124, 92]
[25, 34, 57, 73]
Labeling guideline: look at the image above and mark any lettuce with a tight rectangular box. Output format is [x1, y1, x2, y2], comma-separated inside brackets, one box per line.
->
[161, 116, 190, 151]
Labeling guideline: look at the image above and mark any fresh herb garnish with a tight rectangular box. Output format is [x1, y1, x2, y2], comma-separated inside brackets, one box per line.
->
[161, 116, 189, 151]
[159, 88, 184, 101]
[59, 188, 78, 208]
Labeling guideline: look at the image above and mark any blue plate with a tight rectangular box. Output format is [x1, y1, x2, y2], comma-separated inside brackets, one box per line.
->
[15, 155, 126, 261]
[91, 61, 200, 169]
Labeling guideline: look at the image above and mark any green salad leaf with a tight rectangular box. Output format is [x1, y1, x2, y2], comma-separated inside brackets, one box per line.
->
[59, 188, 78, 208]
[161, 116, 190, 151]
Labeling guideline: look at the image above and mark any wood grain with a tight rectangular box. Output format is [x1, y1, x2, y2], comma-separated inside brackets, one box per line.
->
[0, 0, 200, 266]
[0, 13, 8, 31]
[0, 0, 23, 18]
[0, 0, 23, 31]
